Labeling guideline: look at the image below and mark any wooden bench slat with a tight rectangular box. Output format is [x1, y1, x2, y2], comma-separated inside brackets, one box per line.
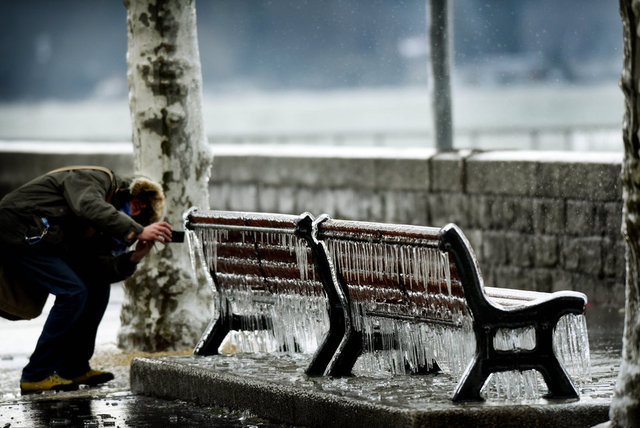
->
[319, 218, 441, 243]
[215, 273, 323, 296]
[188, 210, 301, 228]
[210, 245, 312, 266]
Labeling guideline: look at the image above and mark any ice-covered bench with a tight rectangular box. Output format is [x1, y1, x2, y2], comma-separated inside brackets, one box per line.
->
[184, 209, 327, 360]
[185, 209, 590, 401]
[311, 216, 588, 401]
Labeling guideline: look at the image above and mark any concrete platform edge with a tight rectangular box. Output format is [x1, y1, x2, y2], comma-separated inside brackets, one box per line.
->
[130, 356, 610, 428]
[130, 357, 414, 428]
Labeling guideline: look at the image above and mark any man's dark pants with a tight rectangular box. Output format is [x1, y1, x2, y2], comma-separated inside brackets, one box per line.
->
[8, 253, 110, 381]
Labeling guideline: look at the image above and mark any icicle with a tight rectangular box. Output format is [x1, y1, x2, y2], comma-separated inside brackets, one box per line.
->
[188, 222, 331, 357]
[493, 327, 536, 351]
[186, 228, 198, 275]
[443, 252, 452, 296]
[553, 313, 591, 385]
[188, 229, 215, 294]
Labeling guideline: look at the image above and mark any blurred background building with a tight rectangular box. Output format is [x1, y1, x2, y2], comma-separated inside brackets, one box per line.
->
[0, 0, 624, 150]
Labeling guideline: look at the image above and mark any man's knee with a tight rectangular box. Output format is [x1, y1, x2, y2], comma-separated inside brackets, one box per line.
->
[56, 279, 88, 309]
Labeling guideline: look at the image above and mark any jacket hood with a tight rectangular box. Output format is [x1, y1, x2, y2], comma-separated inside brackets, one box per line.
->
[129, 177, 165, 224]
[114, 175, 165, 225]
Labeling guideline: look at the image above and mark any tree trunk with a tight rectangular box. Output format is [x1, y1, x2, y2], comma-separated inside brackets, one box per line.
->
[611, 1, 640, 426]
[118, 0, 213, 351]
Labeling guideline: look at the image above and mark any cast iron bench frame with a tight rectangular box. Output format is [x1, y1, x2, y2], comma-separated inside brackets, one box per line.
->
[185, 209, 587, 402]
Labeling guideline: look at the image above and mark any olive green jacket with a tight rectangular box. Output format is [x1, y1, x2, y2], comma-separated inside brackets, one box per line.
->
[0, 167, 145, 320]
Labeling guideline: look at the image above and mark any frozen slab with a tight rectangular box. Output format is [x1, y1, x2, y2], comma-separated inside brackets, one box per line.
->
[130, 353, 610, 428]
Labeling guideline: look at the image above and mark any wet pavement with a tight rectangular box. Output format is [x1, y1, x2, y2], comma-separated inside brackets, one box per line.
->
[0, 392, 284, 427]
[0, 284, 288, 428]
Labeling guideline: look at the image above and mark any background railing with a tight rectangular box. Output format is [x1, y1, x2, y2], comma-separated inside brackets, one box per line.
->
[208, 124, 622, 152]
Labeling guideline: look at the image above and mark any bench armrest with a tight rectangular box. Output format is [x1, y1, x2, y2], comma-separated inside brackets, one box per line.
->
[484, 287, 587, 311]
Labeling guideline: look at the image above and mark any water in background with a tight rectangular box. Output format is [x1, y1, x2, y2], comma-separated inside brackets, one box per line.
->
[0, 84, 623, 151]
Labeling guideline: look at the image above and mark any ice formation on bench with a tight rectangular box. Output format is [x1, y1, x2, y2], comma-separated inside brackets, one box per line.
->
[325, 239, 472, 374]
[321, 225, 591, 400]
[186, 209, 591, 401]
[187, 223, 328, 354]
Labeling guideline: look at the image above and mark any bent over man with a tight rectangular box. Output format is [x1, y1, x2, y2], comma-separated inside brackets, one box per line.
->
[0, 166, 172, 394]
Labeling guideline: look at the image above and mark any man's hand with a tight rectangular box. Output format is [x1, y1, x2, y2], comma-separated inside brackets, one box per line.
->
[138, 221, 172, 243]
[130, 240, 154, 263]
[129, 221, 172, 263]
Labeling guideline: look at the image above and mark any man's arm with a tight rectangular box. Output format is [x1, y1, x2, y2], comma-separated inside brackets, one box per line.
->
[61, 170, 144, 243]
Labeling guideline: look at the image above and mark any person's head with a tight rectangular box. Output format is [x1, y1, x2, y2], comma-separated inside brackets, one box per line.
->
[116, 177, 165, 225]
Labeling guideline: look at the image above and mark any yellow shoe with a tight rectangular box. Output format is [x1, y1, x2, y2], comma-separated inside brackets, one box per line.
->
[20, 373, 78, 395]
[71, 369, 114, 386]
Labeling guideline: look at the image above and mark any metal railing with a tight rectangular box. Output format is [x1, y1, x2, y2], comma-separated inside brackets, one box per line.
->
[208, 123, 622, 151]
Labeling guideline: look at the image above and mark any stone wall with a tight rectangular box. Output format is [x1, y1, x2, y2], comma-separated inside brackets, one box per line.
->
[0, 143, 624, 307]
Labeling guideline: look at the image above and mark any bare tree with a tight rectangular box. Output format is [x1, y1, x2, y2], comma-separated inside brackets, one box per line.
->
[118, 0, 213, 351]
[610, 1, 640, 426]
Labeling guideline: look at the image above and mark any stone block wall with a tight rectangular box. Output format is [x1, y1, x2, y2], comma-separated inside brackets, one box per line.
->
[210, 147, 624, 307]
[0, 144, 625, 307]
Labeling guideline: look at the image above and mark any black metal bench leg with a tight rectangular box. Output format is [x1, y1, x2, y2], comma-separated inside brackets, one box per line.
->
[453, 349, 580, 401]
[537, 356, 579, 399]
[306, 304, 348, 376]
[324, 329, 363, 376]
[194, 311, 278, 356]
[534, 323, 580, 399]
[452, 356, 489, 402]
[453, 356, 579, 402]
[193, 313, 231, 356]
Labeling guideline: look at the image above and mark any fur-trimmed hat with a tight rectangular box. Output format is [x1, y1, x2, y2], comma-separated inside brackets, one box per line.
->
[129, 177, 165, 224]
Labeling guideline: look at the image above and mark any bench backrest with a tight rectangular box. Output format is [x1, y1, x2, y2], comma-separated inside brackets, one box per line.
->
[314, 216, 476, 375]
[317, 217, 468, 325]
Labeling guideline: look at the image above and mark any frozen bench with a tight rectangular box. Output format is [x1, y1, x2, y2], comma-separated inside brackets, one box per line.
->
[185, 209, 589, 402]
[312, 216, 588, 401]
[184, 208, 342, 375]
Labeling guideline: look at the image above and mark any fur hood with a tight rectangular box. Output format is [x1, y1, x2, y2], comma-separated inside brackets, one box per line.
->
[128, 177, 165, 224]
